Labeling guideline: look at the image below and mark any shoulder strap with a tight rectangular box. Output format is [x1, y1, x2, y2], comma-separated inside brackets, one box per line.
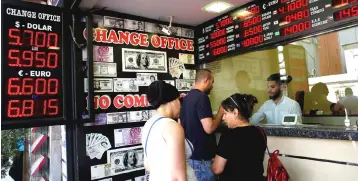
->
[185, 139, 194, 153]
[256, 126, 271, 157]
[145, 117, 164, 157]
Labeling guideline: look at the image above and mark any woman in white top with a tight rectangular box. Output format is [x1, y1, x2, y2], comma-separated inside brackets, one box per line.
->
[142, 81, 197, 181]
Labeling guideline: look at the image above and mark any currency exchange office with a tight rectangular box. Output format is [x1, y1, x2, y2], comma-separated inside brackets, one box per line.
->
[1, 0, 358, 181]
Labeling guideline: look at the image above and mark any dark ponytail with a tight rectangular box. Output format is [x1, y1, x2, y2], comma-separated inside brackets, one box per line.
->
[221, 93, 258, 121]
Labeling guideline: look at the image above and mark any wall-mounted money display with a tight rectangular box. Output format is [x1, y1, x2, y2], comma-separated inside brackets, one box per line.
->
[75, 11, 196, 181]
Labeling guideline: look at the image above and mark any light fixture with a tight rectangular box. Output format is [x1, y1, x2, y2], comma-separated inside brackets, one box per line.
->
[202, 1, 233, 13]
[162, 16, 173, 35]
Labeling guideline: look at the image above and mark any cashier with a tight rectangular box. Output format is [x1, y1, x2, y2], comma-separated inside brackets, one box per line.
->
[250, 73, 302, 125]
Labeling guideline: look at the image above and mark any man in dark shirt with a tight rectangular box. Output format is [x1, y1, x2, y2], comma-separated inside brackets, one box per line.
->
[180, 69, 224, 181]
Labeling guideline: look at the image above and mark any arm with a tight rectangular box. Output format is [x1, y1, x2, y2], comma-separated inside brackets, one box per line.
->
[211, 130, 229, 175]
[249, 104, 266, 125]
[163, 121, 187, 181]
[199, 95, 224, 134]
[211, 155, 227, 175]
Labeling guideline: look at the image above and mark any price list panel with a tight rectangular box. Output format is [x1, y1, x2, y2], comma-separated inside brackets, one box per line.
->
[197, 0, 358, 63]
[1, 3, 64, 121]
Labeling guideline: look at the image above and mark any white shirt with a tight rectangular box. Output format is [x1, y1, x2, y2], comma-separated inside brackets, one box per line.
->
[339, 95, 358, 113]
[142, 115, 197, 181]
[250, 96, 302, 125]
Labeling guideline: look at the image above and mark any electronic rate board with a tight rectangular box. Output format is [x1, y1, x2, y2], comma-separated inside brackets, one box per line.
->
[197, 0, 358, 63]
[1, 3, 64, 121]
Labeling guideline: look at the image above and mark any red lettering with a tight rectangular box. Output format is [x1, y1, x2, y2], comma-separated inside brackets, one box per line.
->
[98, 95, 111, 109]
[95, 29, 108, 42]
[151, 35, 161, 48]
[118, 31, 130, 45]
[86, 95, 100, 110]
[124, 95, 134, 108]
[179, 39, 186, 50]
[186, 40, 194, 51]
[83, 28, 96, 40]
[130, 32, 140, 46]
[160, 36, 168, 49]
[113, 95, 124, 109]
[139, 33, 149, 47]
[174, 38, 180, 50]
[113, 94, 149, 109]
[167, 37, 175, 49]
[107, 29, 119, 43]
[134, 94, 148, 107]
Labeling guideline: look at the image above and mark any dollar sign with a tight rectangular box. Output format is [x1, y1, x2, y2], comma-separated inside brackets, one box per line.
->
[15, 21, 20, 28]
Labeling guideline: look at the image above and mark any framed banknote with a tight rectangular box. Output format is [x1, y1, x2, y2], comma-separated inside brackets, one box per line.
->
[181, 28, 195, 39]
[122, 48, 167, 73]
[136, 73, 157, 86]
[90, 164, 111, 180]
[114, 127, 142, 147]
[84, 78, 114, 93]
[179, 53, 195, 65]
[183, 69, 196, 79]
[93, 62, 117, 77]
[104, 16, 124, 29]
[144, 22, 162, 34]
[107, 112, 128, 124]
[82, 46, 114, 62]
[124, 19, 145, 31]
[176, 79, 195, 92]
[107, 146, 144, 176]
[113, 78, 139, 92]
[127, 110, 150, 122]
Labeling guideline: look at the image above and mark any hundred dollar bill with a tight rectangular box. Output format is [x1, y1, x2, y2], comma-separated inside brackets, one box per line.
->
[136, 73, 157, 86]
[114, 127, 142, 147]
[128, 110, 150, 122]
[176, 79, 194, 92]
[84, 78, 113, 92]
[164, 80, 175, 86]
[113, 78, 139, 92]
[179, 53, 195, 64]
[122, 48, 167, 73]
[104, 16, 124, 29]
[107, 112, 128, 124]
[107, 146, 144, 176]
[124, 19, 145, 31]
[183, 69, 196, 79]
[94, 62, 117, 77]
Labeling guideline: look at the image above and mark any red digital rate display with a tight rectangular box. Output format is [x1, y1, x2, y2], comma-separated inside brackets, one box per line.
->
[2, 4, 63, 121]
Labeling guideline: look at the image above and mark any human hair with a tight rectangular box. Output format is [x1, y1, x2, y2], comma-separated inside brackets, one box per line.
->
[147, 80, 180, 109]
[267, 73, 292, 84]
[221, 93, 258, 121]
[195, 69, 212, 83]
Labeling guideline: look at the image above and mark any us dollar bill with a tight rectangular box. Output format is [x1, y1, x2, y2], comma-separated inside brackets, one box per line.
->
[122, 48, 167, 73]
[84, 78, 114, 92]
[107, 146, 144, 176]
[179, 53, 195, 64]
[124, 19, 145, 31]
[113, 78, 139, 92]
[176, 79, 194, 92]
[104, 16, 124, 29]
[128, 110, 150, 122]
[183, 69, 196, 79]
[94, 62, 117, 77]
[114, 127, 142, 147]
[136, 73, 157, 86]
[106, 112, 128, 124]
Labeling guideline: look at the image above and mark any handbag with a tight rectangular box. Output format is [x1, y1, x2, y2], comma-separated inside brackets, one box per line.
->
[257, 127, 290, 181]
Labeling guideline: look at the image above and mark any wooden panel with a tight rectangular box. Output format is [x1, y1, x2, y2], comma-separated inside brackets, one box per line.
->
[317, 32, 343, 76]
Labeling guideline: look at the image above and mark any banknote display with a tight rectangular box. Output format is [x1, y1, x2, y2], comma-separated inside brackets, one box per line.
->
[183, 69, 196, 79]
[128, 111, 150, 122]
[94, 62, 117, 77]
[107, 112, 128, 124]
[164, 80, 175, 86]
[176, 79, 194, 92]
[179, 53, 195, 65]
[149, 110, 156, 118]
[169, 57, 185, 78]
[104, 16, 124, 29]
[144, 22, 162, 34]
[122, 48, 167, 73]
[84, 78, 114, 92]
[124, 19, 145, 31]
[90, 164, 111, 180]
[113, 78, 139, 92]
[86, 133, 112, 159]
[181, 28, 195, 39]
[114, 127, 142, 147]
[82, 46, 114, 62]
[107, 146, 144, 176]
[137, 73, 157, 86]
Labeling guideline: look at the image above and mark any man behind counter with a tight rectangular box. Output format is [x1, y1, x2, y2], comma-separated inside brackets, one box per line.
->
[250, 73, 302, 125]
[180, 69, 224, 181]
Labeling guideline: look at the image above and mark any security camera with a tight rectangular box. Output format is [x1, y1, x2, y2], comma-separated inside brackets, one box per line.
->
[162, 16, 173, 35]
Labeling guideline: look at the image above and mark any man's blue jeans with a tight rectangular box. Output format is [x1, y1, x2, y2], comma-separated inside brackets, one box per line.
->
[188, 159, 215, 181]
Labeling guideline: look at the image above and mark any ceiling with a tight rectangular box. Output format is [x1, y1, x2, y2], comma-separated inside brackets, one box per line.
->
[79, 0, 252, 26]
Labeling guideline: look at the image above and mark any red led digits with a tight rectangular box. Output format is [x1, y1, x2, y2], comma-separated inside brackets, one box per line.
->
[334, 5, 358, 21]
[242, 15, 262, 28]
[241, 35, 264, 47]
[7, 50, 58, 68]
[216, 17, 233, 29]
[210, 37, 227, 49]
[243, 25, 263, 37]
[333, 0, 357, 7]
[7, 100, 34, 118]
[248, 6, 260, 14]
[281, 21, 311, 36]
[8, 100, 21, 117]
[281, 9, 309, 24]
[212, 46, 228, 56]
[22, 100, 34, 117]
[7, 78, 59, 95]
[210, 29, 226, 40]
[43, 99, 59, 115]
[8, 29, 59, 48]
[278, 0, 308, 14]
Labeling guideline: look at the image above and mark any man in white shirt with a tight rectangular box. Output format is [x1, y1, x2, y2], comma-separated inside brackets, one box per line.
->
[250, 73, 302, 125]
[338, 88, 358, 114]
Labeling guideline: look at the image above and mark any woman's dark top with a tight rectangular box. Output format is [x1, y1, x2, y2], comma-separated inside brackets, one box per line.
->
[217, 126, 266, 181]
